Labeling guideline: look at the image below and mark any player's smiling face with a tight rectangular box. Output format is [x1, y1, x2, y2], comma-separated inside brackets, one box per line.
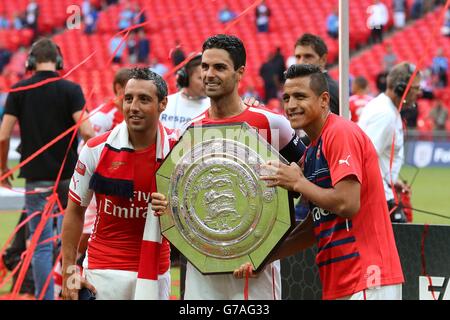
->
[201, 48, 244, 99]
[283, 76, 328, 131]
[123, 79, 166, 133]
[294, 45, 326, 70]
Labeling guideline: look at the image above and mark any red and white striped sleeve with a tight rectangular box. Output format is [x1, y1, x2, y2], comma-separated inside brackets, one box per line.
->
[248, 107, 305, 162]
[68, 140, 102, 207]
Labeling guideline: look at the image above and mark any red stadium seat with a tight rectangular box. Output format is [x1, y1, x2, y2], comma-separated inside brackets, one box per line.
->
[1, 0, 448, 127]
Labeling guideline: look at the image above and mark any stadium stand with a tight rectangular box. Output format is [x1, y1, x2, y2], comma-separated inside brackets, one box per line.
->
[0, 0, 448, 126]
[330, 7, 450, 132]
[36, 0, 387, 107]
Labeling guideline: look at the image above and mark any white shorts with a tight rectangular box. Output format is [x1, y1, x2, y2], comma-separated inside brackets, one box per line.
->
[84, 268, 171, 300]
[336, 284, 402, 300]
[184, 261, 281, 300]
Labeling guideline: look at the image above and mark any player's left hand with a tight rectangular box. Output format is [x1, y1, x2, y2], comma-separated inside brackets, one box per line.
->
[260, 160, 303, 192]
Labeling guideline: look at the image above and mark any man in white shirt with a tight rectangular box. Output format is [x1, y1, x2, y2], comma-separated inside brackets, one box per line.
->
[358, 62, 421, 222]
[160, 53, 210, 130]
[367, 0, 389, 44]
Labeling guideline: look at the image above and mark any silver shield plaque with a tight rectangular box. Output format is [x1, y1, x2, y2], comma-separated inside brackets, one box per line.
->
[156, 123, 295, 274]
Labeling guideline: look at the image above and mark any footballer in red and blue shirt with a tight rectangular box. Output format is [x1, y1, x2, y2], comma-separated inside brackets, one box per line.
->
[302, 113, 404, 299]
[256, 64, 404, 300]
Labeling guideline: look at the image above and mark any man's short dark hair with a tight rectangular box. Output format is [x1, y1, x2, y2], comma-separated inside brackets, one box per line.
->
[129, 67, 168, 102]
[295, 33, 328, 57]
[285, 64, 329, 96]
[386, 62, 417, 90]
[353, 76, 368, 90]
[202, 34, 246, 70]
[31, 38, 59, 64]
[113, 68, 133, 95]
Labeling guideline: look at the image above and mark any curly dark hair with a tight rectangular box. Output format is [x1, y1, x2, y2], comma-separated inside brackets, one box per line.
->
[202, 34, 246, 70]
[129, 67, 168, 102]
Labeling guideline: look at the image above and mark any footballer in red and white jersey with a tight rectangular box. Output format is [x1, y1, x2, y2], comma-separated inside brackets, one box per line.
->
[89, 101, 124, 135]
[68, 130, 174, 274]
[349, 94, 372, 122]
[183, 103, 306, 300]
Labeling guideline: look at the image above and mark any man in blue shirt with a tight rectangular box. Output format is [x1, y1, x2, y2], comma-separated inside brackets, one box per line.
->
[432, 48, 448, 87]
[218, 5, 236, 24]
[326, 9, 339, 39]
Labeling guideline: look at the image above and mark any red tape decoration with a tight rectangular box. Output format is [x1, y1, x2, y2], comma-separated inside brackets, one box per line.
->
[244, 269, 249, 300]
[9, 194, 58, 299]
[421, 224, 437, 300]
[0, 0, 266, 300]
[38, 251, 62, 300]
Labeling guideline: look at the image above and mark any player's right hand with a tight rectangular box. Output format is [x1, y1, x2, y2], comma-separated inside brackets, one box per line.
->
[0, 168, 14, 188]
[233, 262, 259, 279]
[151, 192, 169, 216]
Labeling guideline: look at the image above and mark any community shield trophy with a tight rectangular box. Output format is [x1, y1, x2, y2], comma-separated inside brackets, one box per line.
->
[156, 123, 295, 274]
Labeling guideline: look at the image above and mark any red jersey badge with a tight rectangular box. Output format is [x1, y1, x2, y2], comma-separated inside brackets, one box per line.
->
[75, 160, 86, 176]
